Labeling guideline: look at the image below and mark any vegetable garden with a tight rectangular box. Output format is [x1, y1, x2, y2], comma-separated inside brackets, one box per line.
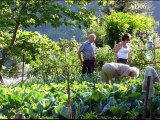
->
[1, 0, 160, 119]
[1, 35, 160, 119]
[1, 73, 160, 119]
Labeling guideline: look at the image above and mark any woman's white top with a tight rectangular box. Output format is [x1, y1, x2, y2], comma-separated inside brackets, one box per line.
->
[117, 46, 130, 59]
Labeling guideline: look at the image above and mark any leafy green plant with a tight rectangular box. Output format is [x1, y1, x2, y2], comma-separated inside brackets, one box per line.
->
[110, 105, 126, 118]
[96, 45, 116, 70]
[0, 73, 160, 119]
[104, 11, 155, 48]
[0, 115, 7, 119]
[81, 112, 99, 119]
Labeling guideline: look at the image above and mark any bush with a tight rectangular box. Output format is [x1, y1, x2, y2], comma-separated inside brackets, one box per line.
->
[104, 11, 155, 48]
[96, 45, 115, 70]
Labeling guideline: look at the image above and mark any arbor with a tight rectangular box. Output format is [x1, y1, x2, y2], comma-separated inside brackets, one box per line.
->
[0, 0, 112, 83]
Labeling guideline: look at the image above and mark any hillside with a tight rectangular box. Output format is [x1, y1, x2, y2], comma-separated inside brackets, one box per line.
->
[25, 0, 160, 42]
[25, 1, 100, 42]
[152, 0, 160, 34]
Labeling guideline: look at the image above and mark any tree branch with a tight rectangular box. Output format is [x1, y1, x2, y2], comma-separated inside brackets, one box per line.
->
[9, 20, 20, 50]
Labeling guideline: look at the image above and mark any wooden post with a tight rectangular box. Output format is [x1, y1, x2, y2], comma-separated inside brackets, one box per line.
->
[0, 73, 4, 85]
[15, 113, 22, 119]
[152, 38, 157, 69]
[22, 54, 25, 81]
[149, 97, 152, 118]
[114, 41, 117, 62]
[67, 71, 71, 119]
[143, 76, 151, 119]
[64, 42, 72, 119]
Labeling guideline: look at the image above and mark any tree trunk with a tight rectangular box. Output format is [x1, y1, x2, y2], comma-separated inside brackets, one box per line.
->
[0, 0, 28, 85]
[0, 72, 4, 84]
[9, 20, 20, 49]
[0, 20, 20, 84]
[0, 57, 5, 84]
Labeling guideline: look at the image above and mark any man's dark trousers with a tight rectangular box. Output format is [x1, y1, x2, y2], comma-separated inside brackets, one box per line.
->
[82, 60, 95, 74]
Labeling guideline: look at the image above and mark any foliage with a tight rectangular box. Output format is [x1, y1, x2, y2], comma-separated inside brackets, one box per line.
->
[81, 112, 98, 119]
[1, 74, 160, 119]
[0, 0, 100, 82]
[1, 1, 160, 119]
[0, 75, 142, 119]
[0, 30, 80, 78]
[96, 45, 116, 70]
[0, 115, 7, 119]
[130, 33, 160, 70]
[0, 0, 99, 30]
[83, 18, 106, 46]
[1, 29, 159, 80]
[1, 28, 157, 78]
[24, 0, 115, 43]
[129, 37, 150, 68]
[104, 12, 155, 48]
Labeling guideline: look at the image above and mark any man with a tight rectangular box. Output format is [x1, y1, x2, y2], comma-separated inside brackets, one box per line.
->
[77, 34, 96, 75]
[101, 62, 139, 84]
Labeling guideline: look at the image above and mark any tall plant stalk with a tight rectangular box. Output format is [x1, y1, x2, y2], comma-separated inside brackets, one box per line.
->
[64, 41, 72, 119]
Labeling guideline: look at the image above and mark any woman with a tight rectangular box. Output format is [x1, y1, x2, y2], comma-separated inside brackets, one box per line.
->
[115, 33, 131, 64]
[101, 62, 139, 84]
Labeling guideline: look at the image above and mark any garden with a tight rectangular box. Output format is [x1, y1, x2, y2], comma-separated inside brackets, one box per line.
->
[0, 0, 160, 119]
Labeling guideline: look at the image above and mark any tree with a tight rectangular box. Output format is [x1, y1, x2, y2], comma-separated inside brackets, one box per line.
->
[83, 19, 106, 47]
[0, 0, 113, 83]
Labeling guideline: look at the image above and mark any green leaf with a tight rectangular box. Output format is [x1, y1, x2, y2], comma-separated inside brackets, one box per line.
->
[113, 91, 122, 100]
[124, 92, 142, 101]
[91, 90, 107, 102]
[100, 103, 110, 115]
[37, 101, 43, 115]
[54, 104, 68, 118]
[29, 109, 35, 118]
[110, 105, 126, 117]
